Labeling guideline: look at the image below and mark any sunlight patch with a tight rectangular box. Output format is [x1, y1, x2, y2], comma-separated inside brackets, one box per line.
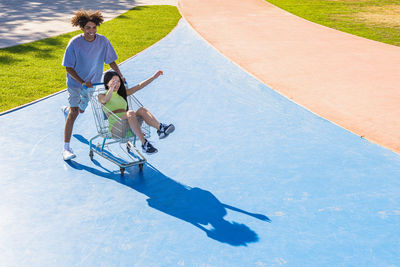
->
[354, 5, 400, 27]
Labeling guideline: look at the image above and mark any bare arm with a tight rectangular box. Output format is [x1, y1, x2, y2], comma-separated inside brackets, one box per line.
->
[98, 89, 114, 105]
[109, 62, 125, 82]
[126, 70, 163, 96]
[98, 76, 120, 104]
[66, 67, 92, 88]
[222, 203, 271, 222]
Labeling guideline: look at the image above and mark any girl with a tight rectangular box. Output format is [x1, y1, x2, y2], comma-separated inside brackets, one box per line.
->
[98, 71, 175, 154]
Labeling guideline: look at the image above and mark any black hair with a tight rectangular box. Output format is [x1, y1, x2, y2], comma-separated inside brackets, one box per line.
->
[103, 71, 128, 110]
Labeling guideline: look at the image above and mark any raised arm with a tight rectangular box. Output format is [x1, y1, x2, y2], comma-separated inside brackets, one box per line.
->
[98, 76, 119, 104]
[126, 70, 163, 96]
[98, 88, 114, 104]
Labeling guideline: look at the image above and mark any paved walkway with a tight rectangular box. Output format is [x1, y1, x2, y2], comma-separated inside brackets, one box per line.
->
[178, 0, 400, 154]
[1, 19, 399, 265]
[0, 0, 177, 48]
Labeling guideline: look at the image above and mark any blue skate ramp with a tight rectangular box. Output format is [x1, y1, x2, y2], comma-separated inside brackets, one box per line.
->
[0, 19, 399, 266]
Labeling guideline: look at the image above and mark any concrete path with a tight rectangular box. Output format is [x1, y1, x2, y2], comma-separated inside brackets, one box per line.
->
[178, 0, 400, 154]
[0, 0, 177, 48]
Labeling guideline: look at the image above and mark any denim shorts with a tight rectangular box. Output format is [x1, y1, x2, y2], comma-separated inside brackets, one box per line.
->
[67, 86, 89, 111]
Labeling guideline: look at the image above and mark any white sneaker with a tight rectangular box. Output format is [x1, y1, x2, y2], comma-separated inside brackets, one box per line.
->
[61, 106, 69, 120]
[62, 148, 76, 161]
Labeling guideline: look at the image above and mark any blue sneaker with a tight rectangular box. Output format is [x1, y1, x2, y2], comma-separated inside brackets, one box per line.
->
[157, 123, 175, 139]
[142, 140, 158, 154]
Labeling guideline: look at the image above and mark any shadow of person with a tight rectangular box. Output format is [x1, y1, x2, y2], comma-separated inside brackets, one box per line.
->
[138, 166, 271, 246]
[146, 184, 271, 246]
[69, 135, 271, 246]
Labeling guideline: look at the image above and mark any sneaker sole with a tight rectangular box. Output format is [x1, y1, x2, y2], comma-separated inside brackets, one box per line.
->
[63, 154, 76, 161]
[159, 125, 175, 139]
[142, 150, 158, 155]
[165, 125, 175, 134]
[142, 148, 158, 154]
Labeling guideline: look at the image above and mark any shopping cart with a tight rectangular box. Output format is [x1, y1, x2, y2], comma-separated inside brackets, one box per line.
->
[87, 83, 150, 175]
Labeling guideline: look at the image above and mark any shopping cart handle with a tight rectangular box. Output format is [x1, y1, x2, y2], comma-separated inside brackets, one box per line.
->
[82, 83, 103, 90]
[82, 81, 128, 90]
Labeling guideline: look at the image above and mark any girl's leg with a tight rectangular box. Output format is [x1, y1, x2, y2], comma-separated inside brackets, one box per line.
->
[121, 111, 146, 144]
[136, 107, 175, 139]
[136, 107, 161, 130]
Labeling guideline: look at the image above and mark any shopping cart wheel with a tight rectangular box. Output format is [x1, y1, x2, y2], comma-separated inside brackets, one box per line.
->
[120, 167, 125, 176]
[139, 163, 144, 171]
[89, 150, 94, 160]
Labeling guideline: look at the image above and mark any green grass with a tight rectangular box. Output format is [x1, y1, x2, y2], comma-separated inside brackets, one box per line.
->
[265, 0, 400, 46]
[0, 5, 181, 112]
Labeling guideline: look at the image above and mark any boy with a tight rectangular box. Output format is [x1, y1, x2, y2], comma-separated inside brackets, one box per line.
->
[61, 9, 124, 160]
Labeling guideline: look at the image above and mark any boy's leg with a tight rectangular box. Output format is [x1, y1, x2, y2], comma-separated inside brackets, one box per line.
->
[64, 87, 82, 142]
[62, 87, 81, 160]
[64, 107, 79, 143]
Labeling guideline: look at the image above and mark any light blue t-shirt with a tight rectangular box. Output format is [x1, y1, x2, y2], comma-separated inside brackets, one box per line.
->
[62, 33, 118, 88]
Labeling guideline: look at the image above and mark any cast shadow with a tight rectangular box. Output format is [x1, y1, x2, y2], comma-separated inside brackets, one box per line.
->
[69, 134, 271, 246]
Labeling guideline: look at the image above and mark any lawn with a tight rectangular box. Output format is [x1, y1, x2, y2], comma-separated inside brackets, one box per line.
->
[0, 5, 181, 113]
[265, 0, 400, 46]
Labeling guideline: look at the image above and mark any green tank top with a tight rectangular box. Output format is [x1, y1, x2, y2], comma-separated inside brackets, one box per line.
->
[104, 91, 128, 115]
[103, 91, 131, 136]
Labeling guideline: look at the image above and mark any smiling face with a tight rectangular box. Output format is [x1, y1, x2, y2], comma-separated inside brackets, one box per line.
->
[81, 21, 97, 42]
[107, 75, 121, 92]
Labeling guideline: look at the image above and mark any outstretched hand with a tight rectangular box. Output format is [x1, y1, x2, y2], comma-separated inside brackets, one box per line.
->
[154, 70, 163, 79]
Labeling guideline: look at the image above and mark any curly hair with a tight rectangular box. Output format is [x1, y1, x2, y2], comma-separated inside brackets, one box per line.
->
[71, 9, 104, 28]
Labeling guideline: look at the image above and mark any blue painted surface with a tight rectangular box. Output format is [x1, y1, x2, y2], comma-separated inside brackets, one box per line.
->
[0, 19, 399, 266]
